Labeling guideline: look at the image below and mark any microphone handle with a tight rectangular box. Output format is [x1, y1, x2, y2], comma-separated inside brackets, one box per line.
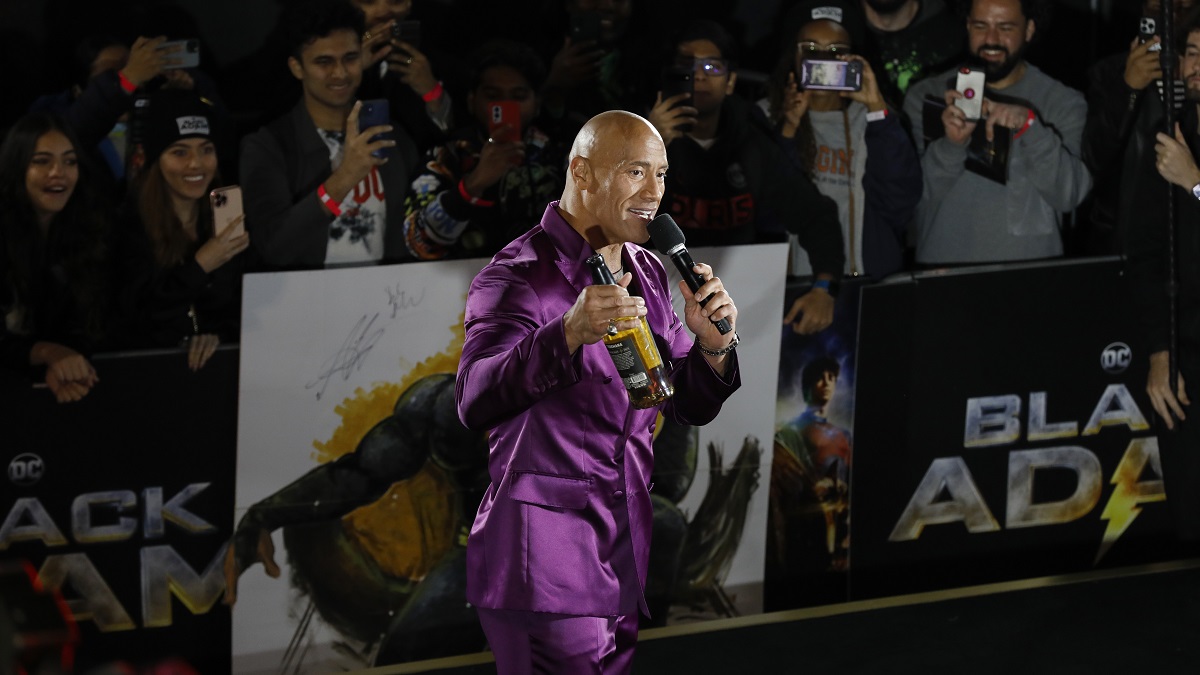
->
[672, 250, 732, 335]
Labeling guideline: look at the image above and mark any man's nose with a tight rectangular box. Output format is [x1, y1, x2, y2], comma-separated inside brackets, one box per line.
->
[643, 177, 664, 203]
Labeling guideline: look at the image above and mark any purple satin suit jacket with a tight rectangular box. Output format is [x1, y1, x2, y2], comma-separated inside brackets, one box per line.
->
[456, 202, 741, 618]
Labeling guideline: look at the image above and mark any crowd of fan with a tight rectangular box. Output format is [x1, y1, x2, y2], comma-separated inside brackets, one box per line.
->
[0, 0, 1193, 402]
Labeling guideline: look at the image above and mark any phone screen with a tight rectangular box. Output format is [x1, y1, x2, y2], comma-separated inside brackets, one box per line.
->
[159, 39, 200, 69]
[359, 99, 392, 159]
[799, 59, 862, 92]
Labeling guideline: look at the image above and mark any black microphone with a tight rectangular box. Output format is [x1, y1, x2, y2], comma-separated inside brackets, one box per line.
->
[647, 214, 732, 335]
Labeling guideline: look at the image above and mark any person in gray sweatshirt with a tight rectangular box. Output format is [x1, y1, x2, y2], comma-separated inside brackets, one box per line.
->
[902, 0, 1091, 265]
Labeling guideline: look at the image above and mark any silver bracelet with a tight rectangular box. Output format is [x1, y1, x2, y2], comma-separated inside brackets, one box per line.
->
[697, 332, 739, 357]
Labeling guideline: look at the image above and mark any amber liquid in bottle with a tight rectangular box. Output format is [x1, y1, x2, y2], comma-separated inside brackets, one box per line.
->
[586, 254, 674, 409]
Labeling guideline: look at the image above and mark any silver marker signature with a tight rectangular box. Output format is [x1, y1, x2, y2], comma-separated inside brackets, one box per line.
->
[385, 283, 425, 319]
[306, 313, 385, 400]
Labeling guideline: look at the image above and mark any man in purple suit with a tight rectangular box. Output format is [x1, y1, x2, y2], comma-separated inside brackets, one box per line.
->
[456, 110, 742, 674]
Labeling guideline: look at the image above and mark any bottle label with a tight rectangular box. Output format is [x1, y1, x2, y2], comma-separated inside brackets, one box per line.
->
[605, 336, 650, 391]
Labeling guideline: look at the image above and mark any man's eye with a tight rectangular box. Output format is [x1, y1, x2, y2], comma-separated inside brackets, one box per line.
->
[630, 169, 643, 177]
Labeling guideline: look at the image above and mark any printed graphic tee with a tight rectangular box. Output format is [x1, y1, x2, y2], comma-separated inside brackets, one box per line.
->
[319, 130, 386, 265]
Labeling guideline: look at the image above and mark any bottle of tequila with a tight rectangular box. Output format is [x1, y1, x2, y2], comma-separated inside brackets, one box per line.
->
[586, 253, 674, 409]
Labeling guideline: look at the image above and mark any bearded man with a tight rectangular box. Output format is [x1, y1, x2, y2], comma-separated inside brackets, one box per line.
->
[901, 0, 1091, 265]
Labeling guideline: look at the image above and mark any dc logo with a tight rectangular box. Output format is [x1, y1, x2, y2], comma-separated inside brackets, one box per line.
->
[1101, 342, 1132, 374]
[8, 453, 45, 486]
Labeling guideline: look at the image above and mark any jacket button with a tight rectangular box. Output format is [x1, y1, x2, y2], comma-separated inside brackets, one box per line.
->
[614, 490, 625, 499]
[603, 376, 613, 384]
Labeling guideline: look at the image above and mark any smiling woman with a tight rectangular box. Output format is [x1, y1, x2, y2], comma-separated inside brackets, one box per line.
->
[118, 91, 249, 371]
[0, 113, 113, 403]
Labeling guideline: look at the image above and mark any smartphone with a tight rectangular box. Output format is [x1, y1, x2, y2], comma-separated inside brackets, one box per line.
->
[210, 186, 244, 237]
[798, 59, 863, 92]
[659, 64, 695, 133]
[570, 9, 605, 44]
[486, 100, 522, 143]
[359, 98, 392, 159]
[954, 66, 986, 120]
[158, 39, 200, 69]
[391, 19, 421, 48]
[1139, 16, 1162, 52]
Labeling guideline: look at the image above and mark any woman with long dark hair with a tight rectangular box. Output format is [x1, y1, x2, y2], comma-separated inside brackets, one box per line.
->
[120, 91, 248, 370]
[0, 113, 113, 402]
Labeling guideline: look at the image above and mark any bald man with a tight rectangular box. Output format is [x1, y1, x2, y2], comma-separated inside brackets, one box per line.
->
[456, 111, 742, 673]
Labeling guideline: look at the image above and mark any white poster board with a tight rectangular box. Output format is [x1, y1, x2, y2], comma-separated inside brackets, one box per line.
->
[233, 245, 785, 672]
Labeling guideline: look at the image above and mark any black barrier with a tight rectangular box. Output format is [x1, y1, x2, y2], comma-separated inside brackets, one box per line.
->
[1, 347, 236, 674]
[4, 257, 1192, 668]
[851, 258, 1187, 599]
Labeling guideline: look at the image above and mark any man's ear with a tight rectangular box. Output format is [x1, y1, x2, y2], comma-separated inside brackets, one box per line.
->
[726, 71, 738, 96]
[288, 56, 304, 81]
[1025, 19, 1035, 44]
[569, 156, 591, 188]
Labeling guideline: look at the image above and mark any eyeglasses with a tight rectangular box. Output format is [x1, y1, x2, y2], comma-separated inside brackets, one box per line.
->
[678, 57, 730, 77]
[797, 41, 853, 56]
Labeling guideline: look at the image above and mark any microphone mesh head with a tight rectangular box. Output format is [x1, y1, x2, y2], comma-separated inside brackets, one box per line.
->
[647, 214, 686, 253]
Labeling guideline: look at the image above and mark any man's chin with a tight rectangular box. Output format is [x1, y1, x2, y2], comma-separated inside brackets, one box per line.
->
[983, 60, 1020, 83]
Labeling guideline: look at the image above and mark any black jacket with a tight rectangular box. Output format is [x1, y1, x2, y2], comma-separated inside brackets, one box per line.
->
[1127, 102, 1200, 355]
[115, 207, 243, 349]
[1082, 52, 1169, 255]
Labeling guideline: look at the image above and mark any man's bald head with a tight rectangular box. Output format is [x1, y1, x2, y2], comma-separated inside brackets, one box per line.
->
[568, 110, 664, 167]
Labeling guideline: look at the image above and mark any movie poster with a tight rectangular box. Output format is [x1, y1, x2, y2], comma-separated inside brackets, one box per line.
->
[232, 245, 786, 672]
[1, 349, 237, 674]
[851, 260, 1184, 599]
[763, 278, 866, 611]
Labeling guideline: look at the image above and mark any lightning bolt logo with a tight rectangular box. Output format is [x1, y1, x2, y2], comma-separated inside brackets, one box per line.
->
[1095, 437, 1165, 564]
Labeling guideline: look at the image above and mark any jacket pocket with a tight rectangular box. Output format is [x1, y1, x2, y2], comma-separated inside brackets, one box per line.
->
[508, 471, 591, 510]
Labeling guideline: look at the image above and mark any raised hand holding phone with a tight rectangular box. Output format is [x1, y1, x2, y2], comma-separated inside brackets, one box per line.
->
[197, 186, 249, 274]
[464, 103, 526, 198]
[358, 99, 392, 159]
[954, 66, 985, 120]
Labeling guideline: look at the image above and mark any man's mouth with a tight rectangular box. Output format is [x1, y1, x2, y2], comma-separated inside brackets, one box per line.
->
[978, 46, 1008, 61]
[629, 208, 654, 221]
